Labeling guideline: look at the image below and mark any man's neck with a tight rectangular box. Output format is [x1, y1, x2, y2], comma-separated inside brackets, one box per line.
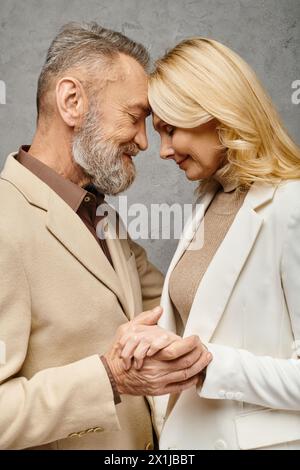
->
[29, 127, 91, 187]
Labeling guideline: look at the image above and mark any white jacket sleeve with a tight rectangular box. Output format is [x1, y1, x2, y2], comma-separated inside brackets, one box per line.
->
[199, 343, 300, 410]
[199, 197, 300, 411]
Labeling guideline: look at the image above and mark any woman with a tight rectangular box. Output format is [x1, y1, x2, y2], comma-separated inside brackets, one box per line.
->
[145, 38, 300, 450]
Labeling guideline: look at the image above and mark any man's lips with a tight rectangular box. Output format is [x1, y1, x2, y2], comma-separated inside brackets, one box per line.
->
[123, 151, 139, 159]
[123, 153, 134, 160]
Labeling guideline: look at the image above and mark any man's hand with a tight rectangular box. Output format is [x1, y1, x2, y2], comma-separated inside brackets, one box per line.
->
[104, 333, 212, 396]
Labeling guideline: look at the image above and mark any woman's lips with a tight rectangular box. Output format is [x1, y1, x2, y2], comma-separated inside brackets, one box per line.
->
[177, 156, 189, 168]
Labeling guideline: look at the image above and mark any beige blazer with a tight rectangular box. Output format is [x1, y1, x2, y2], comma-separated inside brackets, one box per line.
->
[0, 153, 164, 450]
[155, 180, 300, 450]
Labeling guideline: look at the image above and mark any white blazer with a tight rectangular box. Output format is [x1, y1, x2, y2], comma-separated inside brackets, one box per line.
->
[154, 180, 300, 450]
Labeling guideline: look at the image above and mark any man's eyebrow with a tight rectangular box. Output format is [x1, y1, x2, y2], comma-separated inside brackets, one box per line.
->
[127, 103, 151, 116]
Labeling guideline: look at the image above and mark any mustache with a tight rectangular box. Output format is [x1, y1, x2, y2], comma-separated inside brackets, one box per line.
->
[121, 143, 140, 156]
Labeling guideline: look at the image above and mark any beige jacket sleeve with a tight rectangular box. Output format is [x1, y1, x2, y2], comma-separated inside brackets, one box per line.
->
[129, 239, 164, 311]
[0, 234, 120, 450]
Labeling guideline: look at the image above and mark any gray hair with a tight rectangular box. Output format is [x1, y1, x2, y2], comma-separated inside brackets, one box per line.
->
[37, 22, 150, 116]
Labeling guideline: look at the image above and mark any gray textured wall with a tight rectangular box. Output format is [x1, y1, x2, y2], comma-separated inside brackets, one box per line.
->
[0, 0, 299, 273]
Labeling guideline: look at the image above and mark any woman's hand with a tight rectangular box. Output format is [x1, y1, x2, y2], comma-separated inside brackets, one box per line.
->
[116, 307, 212, 375]
[115, 306, 178, 369]
[116, 306, 211, 372]
[118, 323, 180, 370]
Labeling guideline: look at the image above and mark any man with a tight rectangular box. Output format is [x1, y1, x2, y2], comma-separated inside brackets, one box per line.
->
[0, 22, 208, 450]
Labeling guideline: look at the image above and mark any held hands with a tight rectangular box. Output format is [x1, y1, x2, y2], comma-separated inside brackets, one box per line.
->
[117, 307, 179, 370]
[104, 306, 212, 396]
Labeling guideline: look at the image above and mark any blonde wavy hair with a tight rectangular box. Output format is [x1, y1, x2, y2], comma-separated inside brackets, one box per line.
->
[148, 38, 300, 189]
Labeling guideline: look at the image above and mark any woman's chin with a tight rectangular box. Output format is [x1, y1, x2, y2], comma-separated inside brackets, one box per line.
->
[184, 169, 203, 181]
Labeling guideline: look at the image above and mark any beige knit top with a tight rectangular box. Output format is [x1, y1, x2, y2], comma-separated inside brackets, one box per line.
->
[169, 172, 249, 330]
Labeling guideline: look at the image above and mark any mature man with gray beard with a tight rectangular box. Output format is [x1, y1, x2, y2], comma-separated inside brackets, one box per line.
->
[0, 22, 209, 450]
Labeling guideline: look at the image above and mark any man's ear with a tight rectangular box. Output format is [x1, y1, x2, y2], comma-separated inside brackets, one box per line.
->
[55, 76, 87, 128]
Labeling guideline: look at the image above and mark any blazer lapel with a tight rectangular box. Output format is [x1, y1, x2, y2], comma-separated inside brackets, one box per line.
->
[159, 184, 218, 333]
[183, 183, 277, 342]
[105, 226, 135, 320]
[46, 190, 131, 317]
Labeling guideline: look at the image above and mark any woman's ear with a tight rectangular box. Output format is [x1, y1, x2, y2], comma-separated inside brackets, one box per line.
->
[55, 76, 87, 128]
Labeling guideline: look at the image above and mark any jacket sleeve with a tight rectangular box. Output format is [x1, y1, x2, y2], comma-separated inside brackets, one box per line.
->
[129, 239, 164, 311]
[199, 201, 300, 411]
[0, 234, 120, 450]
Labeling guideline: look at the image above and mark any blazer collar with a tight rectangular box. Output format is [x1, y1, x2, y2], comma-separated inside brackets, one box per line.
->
[1, 152, 49, 209]
[1, 153, 133, 319]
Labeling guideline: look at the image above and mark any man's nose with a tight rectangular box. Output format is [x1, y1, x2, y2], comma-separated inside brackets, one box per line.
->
[134, 124, 148, 151]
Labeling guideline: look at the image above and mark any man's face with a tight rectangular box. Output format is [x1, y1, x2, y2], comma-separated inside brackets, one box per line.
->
[72, 54, 150, 195]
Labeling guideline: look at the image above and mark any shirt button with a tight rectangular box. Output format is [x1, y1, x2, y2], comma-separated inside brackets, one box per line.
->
[84, 196, 91, 203]
[214, 439, 228, 450]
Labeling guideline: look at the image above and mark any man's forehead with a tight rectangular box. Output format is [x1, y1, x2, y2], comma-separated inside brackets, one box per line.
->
[127, 99, 151, 116]
[118, 53, 148, 81]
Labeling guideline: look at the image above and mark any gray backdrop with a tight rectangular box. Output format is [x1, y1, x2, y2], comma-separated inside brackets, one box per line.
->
[0, 0, 299, 273]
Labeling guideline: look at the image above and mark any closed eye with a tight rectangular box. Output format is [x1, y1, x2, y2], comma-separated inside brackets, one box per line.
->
[165, 125, 175, 136]
[128, 113, 139, 124]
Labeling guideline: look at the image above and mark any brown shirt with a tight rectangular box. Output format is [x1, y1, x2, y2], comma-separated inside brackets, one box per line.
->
[17, 146, 113, 266]
[16, 145, 120, 404]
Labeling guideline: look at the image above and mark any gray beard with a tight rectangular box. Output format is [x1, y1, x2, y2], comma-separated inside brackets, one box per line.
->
[72, 106, 137, 195]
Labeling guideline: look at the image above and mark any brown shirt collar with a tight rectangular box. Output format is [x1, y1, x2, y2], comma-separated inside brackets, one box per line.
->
[16, 145, 104, 211]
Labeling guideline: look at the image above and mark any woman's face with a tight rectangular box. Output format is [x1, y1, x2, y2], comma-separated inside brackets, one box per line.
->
[152, 114, 225, 180]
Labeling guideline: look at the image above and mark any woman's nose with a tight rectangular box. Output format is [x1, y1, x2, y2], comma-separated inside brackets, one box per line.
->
[160, 143, 175, 160]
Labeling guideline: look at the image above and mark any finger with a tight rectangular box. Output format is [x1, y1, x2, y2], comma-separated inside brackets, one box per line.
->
[156, 375, 199, 396]
[117, 332, 132, 350]
[148, 346, 202, 388]
[133, 342, 151, 369]
[133, 306, 163, 326]
[120, 337, 140, 370]
[154, 335, 201, 361]
[163, 350, 212, 384]
[158, 345, 202, 375]
[146, 334, 178, 357]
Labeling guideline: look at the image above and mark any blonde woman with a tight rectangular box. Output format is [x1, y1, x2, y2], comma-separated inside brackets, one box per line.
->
[144, 38, 300, 450]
